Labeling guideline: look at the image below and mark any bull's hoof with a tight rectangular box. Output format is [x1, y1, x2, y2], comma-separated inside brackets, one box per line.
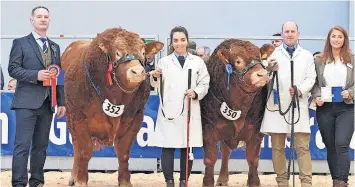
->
[69, 177, 88, 187]
[216, 181, 228, 186]
[216, 177, 228, 186]
[69, 176, 75, 186]
[247, 172, 260, 187]
[202, 184, 215, 187]
[74, 183, 88, 187]
[247, 181, 260, 187]
[247, 178, 260, 187]
[247, 182, 260, 187]
[119, 181, 132, 187]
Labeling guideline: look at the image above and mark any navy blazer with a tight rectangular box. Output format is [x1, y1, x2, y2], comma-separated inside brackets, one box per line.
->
[311, 56, 354, 104]
[8, 33, 65, 111]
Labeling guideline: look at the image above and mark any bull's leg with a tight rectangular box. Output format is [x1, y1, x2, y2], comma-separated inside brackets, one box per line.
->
[114, 128, 138, 187]
[246, 133, 263, 187]
[202, 125, 218, 187]
[67, 115, 81, 186]
[114, 111, 144, 187]
[69, 123, 93, 187]
[216, 141, 232, 186]
[69, 138, 78, 186]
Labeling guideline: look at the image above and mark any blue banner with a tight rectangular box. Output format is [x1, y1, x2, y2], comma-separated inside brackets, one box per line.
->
[1, 92, 353, 160]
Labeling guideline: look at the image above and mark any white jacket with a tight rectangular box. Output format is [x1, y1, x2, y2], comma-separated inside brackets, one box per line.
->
[149, 53, 210, 148]
[260, 45, 316, 134]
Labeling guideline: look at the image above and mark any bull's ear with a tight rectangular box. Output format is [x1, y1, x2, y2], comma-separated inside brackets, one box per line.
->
[217, 49, 230, 65]
[145, 41, 164, 55]
[260, 44, 275, 60]
[97, 33, 109, 53]
[98, 43, 108, 53]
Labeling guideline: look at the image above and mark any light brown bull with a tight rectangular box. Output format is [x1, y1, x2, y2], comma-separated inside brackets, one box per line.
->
[61, 27, 163, 187]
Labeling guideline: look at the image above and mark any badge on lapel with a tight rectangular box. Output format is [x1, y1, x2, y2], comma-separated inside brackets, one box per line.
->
[51, 44, 57, 58]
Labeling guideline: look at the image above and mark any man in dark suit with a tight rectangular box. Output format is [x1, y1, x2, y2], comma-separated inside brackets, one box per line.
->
[7, 6, 66, 187]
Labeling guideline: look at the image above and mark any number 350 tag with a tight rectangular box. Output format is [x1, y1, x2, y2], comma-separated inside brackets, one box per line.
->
[102, 99, 125, 117]
[220, 102, 241, 121]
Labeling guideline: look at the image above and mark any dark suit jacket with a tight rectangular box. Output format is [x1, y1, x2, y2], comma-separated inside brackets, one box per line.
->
[8, 33, 65, 112]
[311, 55, 354, 104]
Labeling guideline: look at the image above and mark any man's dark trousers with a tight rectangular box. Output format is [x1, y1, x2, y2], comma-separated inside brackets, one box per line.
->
[12, 98, 53, 187]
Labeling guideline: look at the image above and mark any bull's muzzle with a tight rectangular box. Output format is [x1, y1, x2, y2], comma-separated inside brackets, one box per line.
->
[127, 66, 146, 82]
[251, 69, 269, 87]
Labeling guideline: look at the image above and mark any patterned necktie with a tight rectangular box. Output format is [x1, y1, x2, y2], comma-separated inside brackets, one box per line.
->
[286, 46, 295, 58]
[40, 37, 48, 53]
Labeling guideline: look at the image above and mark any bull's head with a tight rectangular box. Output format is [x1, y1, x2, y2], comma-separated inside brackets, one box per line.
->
[217, 41, 269, 92]
[96, 28, 163, 90]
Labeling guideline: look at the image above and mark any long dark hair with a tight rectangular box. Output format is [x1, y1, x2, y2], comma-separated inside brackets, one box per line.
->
[321, 26, 352, 64]
[169, 26, 189, 45]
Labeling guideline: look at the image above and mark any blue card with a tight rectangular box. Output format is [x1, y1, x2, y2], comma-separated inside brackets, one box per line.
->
[321, 86, 344, 102]
[332, 86, 343, 102]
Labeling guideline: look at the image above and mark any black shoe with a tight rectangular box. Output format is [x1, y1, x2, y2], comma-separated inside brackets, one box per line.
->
[166, 180, 174, 187]
[179, 180, 186, 187]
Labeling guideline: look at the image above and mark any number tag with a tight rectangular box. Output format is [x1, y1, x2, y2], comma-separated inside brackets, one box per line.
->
[220, 102, 241, 121]
[102, 99, 125, 117]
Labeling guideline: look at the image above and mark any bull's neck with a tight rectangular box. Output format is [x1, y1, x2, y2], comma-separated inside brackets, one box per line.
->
[84, 57, 136, 105]
[104, 87, 136, 105]
[231, 88, 255, 112]
[213, 80, 256, 112]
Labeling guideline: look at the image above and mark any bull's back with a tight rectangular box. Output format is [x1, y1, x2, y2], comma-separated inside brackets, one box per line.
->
[61, 40, 91, 71]
[61, 40, 92, 110]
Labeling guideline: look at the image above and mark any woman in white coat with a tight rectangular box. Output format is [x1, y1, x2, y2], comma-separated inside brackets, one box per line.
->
[150, 26, 210, 187]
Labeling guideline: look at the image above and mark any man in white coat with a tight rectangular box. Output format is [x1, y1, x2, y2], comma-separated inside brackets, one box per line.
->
[260, 21, 316, 187]
[149, 26, 210, 187]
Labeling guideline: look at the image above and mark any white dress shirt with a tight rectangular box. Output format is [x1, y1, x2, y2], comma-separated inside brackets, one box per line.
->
[32, 31, 48, 51]
[324, 59, 347, 88]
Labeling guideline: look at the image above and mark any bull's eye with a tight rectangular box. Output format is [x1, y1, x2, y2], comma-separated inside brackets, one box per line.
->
[236, 61, 240, 64]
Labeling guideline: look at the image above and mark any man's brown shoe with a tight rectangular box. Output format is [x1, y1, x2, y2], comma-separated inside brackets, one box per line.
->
[334, 180, 349, 187]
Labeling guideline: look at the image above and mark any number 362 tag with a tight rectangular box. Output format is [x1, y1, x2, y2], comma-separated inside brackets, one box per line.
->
[220, 102, 241, 121]
[102, 99, 125, 117]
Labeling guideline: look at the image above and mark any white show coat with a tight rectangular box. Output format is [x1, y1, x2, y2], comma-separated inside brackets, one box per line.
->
[260, 45, 316, 135]
[149, 53, 210, 148]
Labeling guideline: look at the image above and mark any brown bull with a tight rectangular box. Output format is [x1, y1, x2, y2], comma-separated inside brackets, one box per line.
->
[200, 39, 273, 187]
[61, 28, 163, 187]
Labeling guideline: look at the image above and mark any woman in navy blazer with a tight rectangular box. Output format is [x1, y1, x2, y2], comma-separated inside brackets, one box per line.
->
[311, 26, 354, 187]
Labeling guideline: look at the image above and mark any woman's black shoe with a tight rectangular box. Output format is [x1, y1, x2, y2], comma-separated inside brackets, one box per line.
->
[166, 180, 174, 187]
[179, 180, 186, 187]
